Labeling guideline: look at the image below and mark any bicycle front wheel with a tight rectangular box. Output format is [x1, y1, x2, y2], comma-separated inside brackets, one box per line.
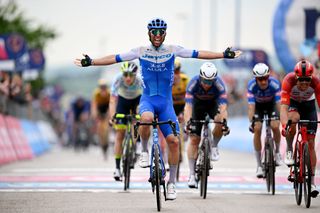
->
[265, 140, 275, 195]
[123, 136, 131, 191]
[303, 143, 312, 208]
[154, 145, 162, 211]
[200, 139, 209, 199]
[293, 146, 302, 205]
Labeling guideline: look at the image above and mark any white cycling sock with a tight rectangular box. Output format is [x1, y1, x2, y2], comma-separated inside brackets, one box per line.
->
[255, 151, 262, 167]
[141, 138, 149, 152]
[188, 158, 196, 176]
[169, 165, 177, 184]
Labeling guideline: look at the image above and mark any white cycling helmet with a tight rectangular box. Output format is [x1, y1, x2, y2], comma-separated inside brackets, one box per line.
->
[252, 63, 270, 77]
[199, 62, 218, 80]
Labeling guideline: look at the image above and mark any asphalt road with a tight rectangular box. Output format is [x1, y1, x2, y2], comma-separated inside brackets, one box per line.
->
[0, 144, 319, 212]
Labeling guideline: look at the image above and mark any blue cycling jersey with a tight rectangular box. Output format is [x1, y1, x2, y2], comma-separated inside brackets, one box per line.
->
[115, 44, 198, 98]
[71, 98, 91, 122]
[185, 75, 228, 105]
[247, 76, 281, 104]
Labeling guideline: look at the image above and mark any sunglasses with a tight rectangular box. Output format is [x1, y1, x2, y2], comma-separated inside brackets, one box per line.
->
[297, 77, 312, 82]
[123, 72, 135, 77]
[150, 29, 166, 36]
[256, 76, 269, 81]
[201, 78, 213, 86]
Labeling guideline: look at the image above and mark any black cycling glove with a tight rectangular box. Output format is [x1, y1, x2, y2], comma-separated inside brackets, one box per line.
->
[222, 119, 230, 136]
[81, 54, 93, 67]
[223, 47, 236, 58]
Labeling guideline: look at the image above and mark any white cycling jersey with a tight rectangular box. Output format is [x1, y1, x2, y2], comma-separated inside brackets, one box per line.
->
[115, 44, 198, 98]
[111, 73, 143, 99]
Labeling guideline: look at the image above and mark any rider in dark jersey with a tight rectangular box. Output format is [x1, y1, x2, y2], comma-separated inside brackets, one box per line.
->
[247, 63, 282, 178]
[184, 62, 230, 188]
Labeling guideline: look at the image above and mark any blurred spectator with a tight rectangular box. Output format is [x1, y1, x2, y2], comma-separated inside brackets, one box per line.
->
[0, 71, 10, 113]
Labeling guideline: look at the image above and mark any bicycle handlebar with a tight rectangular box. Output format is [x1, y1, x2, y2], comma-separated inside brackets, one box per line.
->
[114, 113, 141, 120]
[134, 119, 177, 137]
[284, 119, 320, 135]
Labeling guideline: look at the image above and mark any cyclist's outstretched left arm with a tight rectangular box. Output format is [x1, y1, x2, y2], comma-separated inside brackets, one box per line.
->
[197, 47, 242, 59]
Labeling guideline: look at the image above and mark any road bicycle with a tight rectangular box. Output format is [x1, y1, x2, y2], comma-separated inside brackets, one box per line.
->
[188, 114, 226, 199]
[286, 119, 320, 208]
[114, 113, 140, 191]
[134, 117, 177, 212]
[252, 113, 279, 195]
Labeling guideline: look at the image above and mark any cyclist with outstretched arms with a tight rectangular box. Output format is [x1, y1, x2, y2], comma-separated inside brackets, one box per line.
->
[184, 62, 230, 188]
[280, 60, 320, 197]
[75, 18, 241, 200]
[247, 63, 282, 178]
[109, 61, 143, 181]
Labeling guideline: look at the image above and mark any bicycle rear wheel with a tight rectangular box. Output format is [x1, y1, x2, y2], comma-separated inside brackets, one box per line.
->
[200, 139, 209, 199]
[294, 146, 302, 205]
[303, 143, 312, 208]
[154, 145, 161, 211]
[265, 140, 275, 195]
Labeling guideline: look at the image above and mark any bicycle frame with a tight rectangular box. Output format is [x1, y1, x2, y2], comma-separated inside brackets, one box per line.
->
[115, 113, 140, 190]
[259, 114, 278, 195]
[287, 120, 320, 208]
[149, 125, 166, 181]
[134, 117, 177, 211]
[189, 114, 225, 199]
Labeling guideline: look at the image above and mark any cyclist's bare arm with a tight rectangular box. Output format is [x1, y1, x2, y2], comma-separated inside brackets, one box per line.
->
[74, 54, 117, 66]
[197, 49, 242, 59]
[217, 104, 228, 121]
[91, 99, 98, 119]
[280, 104, 289, 126]
[248, 103, 255, 121]
[108, 95, 118, 120]
[184, 102, 192, 123]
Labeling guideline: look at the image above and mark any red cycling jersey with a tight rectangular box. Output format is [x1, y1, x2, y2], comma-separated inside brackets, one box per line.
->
[281, 72, 320, 106]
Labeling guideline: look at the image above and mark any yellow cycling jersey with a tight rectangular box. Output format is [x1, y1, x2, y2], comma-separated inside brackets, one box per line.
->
[92, 87, 110, 107]
[172, 73, 189, 105]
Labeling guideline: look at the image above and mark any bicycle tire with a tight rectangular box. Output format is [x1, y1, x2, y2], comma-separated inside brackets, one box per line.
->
[294, 145, 302, 205]
[200, 138, 209, 199]
[265, 144, 270, 192]
[266, 139, 275, 195]
[303, 143, 312, 208]
[154, 145, 161, 211]
[123, 135, 131, 191]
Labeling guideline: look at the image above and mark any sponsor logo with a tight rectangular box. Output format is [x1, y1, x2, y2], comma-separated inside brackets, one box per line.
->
[141, 53, 172, 60]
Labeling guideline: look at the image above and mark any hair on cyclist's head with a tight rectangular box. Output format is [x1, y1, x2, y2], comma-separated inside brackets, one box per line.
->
[252, 63, 270, 77]
[199, 62, 218, 80]
[98, 78, 107, 86]
[121, 61, 138, 73]
[174, 59, 181, 70]
[147, 18, 167, 31]
[294, 60, 314, 78]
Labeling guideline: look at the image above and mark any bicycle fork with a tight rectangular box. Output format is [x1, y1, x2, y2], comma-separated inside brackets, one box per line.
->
[149, 128, 166, 186]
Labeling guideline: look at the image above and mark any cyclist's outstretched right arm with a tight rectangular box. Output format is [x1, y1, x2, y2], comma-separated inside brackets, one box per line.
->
[74, 48, 140, 67]
[74, 54, 118, 67]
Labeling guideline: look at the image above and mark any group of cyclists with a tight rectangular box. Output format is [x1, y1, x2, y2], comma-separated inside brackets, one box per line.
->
[74, 18, 319, 200]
